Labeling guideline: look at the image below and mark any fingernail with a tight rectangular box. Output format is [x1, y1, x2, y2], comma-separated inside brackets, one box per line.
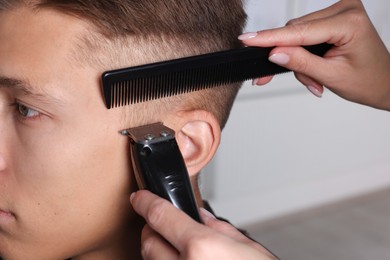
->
[130, 192, 135, 204]
[269, 52, 290, 65]
[200, 208, 216, 221]
[238, 32, 258, 40]
[306, 85, 323, 98]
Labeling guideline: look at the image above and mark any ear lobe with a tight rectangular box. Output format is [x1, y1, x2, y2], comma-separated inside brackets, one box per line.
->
[173, 111, 220, 177]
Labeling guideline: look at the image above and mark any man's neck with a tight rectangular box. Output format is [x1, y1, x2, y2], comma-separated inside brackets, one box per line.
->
[72, 214, 145, 260]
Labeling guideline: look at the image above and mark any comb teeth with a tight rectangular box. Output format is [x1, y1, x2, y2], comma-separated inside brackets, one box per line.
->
[102, 43, 332, 109]
[108, 64, 252, 108]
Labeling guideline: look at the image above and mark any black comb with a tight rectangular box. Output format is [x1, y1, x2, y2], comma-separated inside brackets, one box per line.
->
[102, 43, 332, 108]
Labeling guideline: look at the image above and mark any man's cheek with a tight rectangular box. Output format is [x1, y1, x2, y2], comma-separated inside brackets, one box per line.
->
[14, 140, 84, 197]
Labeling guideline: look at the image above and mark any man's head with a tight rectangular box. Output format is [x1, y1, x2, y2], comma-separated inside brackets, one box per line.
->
[0, 0, 246, 258]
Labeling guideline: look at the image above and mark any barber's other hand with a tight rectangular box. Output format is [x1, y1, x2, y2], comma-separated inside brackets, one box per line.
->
[130, 190, 277, 260]
[239, 0, 390, 110]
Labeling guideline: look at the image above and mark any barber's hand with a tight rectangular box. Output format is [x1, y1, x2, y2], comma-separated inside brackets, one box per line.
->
[239, 0, 390, 110]
[130, 190, 277, 260]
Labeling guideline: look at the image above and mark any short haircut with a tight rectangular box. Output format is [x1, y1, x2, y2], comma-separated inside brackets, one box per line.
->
[1, 0, 247, 128]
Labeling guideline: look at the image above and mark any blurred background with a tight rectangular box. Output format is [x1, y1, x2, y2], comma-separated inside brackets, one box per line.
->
[201, 1, 390, 259]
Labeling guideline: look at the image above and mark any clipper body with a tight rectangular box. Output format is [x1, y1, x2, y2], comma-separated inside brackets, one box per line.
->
[124, 123, 201, 223]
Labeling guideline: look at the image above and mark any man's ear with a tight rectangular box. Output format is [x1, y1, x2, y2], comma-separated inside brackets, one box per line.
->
[164, 110, 221, 177]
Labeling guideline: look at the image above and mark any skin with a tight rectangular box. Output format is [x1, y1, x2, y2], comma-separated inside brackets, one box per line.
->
[0, 5, 225, 259]
[131, 190, 277, 260]
[129, 1, 390, 259]
[0, 6, 143, 259]
[242, 0, 390, 111]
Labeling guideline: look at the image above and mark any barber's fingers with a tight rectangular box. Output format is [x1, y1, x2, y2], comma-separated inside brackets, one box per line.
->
[200, 208, 274, 254]
[141, 224, 179, 260]
[131, 190, 277, 259]
[240, 10, 358, 48]
[130, 190, 207, 252]
[200, 208, 250, 243]
[267, 46, 339, 89]
[252, 69, 324, 97]
[239, 0, 366, 47]
[287, 5, 335, 25]
[241, 18, 340, 47]
[286, 0, 359, 25]
[252, 76, 274, 86]
[294, 72, 324, 98]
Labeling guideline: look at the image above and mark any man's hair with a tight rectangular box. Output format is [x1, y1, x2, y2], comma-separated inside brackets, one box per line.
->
[1, 0, 247, 128]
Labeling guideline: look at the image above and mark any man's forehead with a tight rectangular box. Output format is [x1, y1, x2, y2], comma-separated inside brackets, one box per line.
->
[0, 75, 65, 105]
[0, 6, 101, 102]
[0, 5, 91, 65]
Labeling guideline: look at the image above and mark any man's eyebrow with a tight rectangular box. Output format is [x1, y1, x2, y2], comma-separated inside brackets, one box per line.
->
[0, 76, 64, 104]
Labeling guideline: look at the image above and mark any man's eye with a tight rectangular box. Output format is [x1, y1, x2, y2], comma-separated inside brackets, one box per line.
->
[17, 103, 41, 119]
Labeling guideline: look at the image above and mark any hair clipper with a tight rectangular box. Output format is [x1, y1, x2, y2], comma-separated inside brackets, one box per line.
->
[122, 122, 202, 223]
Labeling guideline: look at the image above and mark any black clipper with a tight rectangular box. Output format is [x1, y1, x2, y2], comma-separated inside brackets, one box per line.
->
[122, 122, 202, 223]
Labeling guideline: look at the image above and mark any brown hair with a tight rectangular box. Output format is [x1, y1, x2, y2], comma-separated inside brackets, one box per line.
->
[1, 0, 247, 128]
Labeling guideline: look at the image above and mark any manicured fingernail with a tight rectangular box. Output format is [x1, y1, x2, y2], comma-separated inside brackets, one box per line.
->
[269, 52, 290, 65]
[306, 85, 323, 98]
[200, 208, 216, 220]
[238, 32, 258, 40]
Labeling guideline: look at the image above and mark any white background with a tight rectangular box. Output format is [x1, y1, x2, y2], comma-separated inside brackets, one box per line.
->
[202, 0, 390, 226]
